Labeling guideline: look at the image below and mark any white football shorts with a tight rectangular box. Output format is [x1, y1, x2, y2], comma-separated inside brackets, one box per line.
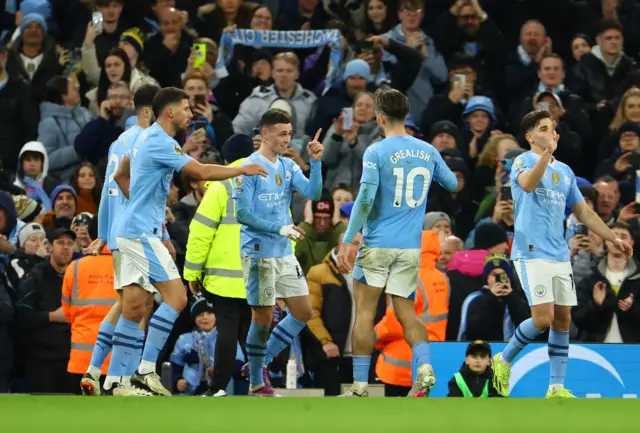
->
[116, 235, 180, 293]
[353, 245, 421, 298]
[242, 254, 308, 307]
[514, 258, 577, 307]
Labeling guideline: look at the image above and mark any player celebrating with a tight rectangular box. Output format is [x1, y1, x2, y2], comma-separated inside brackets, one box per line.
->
[337, 88, 458, 397]
[110, 87, 267, 396]
[80, 85, 160, 396]
[233, 109, 323, 397]
[492, 110, 633, 398]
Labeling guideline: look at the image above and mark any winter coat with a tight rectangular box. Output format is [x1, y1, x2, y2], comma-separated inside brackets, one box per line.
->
[13, 140, 60, 200]
[322, 121, 381, 192]
[0, 77, 39, 172]
[37, 102, 93, 181]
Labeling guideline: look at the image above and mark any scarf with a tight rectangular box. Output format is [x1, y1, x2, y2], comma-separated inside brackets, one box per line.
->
[216, 29, 342, 94]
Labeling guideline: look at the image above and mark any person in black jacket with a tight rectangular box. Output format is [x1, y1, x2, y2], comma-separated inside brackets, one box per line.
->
[573, 221, 640, 343]
[459, 253, 530, 342]
[14, 227, 76, 394]
[572, 19, 637, 106]
[5, 222, 47, 296]
[0, 43, 39, 178]
[447, 340, 500, 398]
[0, 276, 13, 393]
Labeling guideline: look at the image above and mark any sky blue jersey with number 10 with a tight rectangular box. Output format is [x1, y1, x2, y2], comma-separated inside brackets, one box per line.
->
[116, 123, 193, 240]
[510, 151, 584, 262]
[358, 135, 458, 249]
[98, 125, 144, 250]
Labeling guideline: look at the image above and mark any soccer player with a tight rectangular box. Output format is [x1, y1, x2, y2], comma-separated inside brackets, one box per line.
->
[232, 109, 323, 397]
[110, 87, 268, 396]
[80, 84, 160, 396]
[337, 88, 458, 397]
[492, 110, 633, 398]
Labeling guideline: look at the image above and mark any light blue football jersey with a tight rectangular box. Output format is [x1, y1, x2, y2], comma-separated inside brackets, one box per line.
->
[233, 153, 322, 258]
[358, 135, 458, 249]
[510, 151, 584, 262]
[117, 123, 193, 239]
[98, 125, 144, 250]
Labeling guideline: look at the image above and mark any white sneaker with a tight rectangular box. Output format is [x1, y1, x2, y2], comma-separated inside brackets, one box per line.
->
[338, 384, 368, 397]
[408, 364, 436, 397]
[80, 373, 100, 396]
[113, 384, 154, 397]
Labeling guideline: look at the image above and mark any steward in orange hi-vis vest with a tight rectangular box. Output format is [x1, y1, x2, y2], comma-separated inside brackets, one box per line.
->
[61, 247, 117, 375]
[374, 230, 449, 388]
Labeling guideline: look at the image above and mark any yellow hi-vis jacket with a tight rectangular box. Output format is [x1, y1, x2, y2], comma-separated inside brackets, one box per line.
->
[183, 159, 245, 299]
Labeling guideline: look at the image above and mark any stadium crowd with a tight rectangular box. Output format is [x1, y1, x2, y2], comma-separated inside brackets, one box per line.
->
[1, 0, 640, 397]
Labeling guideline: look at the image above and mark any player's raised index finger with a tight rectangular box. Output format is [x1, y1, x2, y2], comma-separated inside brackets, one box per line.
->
[313, 128, 322, 142]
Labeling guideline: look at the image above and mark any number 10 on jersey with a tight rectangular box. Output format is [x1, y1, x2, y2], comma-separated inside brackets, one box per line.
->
[392, 167, 431, 208]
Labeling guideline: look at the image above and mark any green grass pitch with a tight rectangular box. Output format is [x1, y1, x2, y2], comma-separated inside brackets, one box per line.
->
[1, 396, 639, 433]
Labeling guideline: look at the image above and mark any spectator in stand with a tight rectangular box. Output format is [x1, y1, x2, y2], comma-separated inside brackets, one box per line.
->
[423, 212, 452, 239]
[595, 121, 640, 206]
[85, 47, 131, 115]
[473, 134, 519, 201]
[361, 0, 396, 36]
[61, 216, 117, 384]
[426, 156, 477, 240]
[0, 41, 39, 177]
[306, 59, 370, 141]
[432, 0, 507, 97]
[0, 191, 23, 275]
[460, 96, 497, 162]
[427, 120, 461, 153]
[13, 141, 61, 201]
[6, 7, 62, 99]
[382, 0, 447, 121]
[375, 230, 448, 396]
[14, 228, 76, 394]
[233, 52, 317, 140]
[331, 185, 354, 218]
[566, 34, 592, 93]
[573, 19, 636, 105]
[144, 6, 194, 88]
[573, 221, 640, 343]
[420, 54, 495, 135]
[446, 222, 508, 341]
[0, 274, 12, 393]
[85, 0, 128, 67]
[520, 92, 583, 172]
[42, 185, 77, 232]
[296, 194, 347, 275]
[457, 253, 529, 341]
[568, 187, 605, 286]
[184, 37, 220, 89]
[38, 75, 93, 182]
[276, 0, 330, 31]
[594, 176, 621, 224]
[5, 222, 47, 295]
[182, 72, 234, 152]
[465, 191, 514, 251]
[306, 232, 362, 396]
[323, 92, 380, 192]
[195, 0, 255, 43]
[505, 20, 552, 110]
[83, 27, 159, 94]
[12, 195, 45, 225]
[599, 87, 640, 161]
[74, 81, 131, 169]
[69, 163, 102, 215]
[438, 236, 464, 272]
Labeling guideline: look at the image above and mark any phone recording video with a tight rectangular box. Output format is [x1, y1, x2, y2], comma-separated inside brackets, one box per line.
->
[500, 186, 512, 201]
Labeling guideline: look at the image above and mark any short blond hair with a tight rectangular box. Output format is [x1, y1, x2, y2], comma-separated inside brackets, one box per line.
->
[273, 52, 299, 68]
[477, 134, 518, 167]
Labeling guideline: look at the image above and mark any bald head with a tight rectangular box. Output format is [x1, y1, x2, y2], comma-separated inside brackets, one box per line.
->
[520, 20, 547, 57]
[438, 236, 464, 271]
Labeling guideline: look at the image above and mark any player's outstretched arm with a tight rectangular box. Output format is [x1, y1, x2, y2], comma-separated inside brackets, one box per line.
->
[572, 200, 634, 257]
[113, 154, 131, 199]
[517, 149, 552, 192]
[182, 160, 268, 181]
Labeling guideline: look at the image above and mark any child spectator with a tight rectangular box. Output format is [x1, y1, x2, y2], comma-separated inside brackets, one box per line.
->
[5, 223, 48, 295]
[170, 298, 244, 395]
[13, 141, 60, 207]
[447, 340, 500, 398]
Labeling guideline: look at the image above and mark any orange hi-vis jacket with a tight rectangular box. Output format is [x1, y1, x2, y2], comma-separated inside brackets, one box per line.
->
[61, 247, 117, 375]
[374, 230, 449, 387]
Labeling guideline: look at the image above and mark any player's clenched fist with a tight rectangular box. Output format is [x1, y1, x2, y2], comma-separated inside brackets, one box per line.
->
[307, 128, 324, 160]
[241, 163, 269, 177]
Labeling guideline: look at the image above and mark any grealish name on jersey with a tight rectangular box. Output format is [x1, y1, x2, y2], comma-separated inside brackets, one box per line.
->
[390, 148, 431, 164]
